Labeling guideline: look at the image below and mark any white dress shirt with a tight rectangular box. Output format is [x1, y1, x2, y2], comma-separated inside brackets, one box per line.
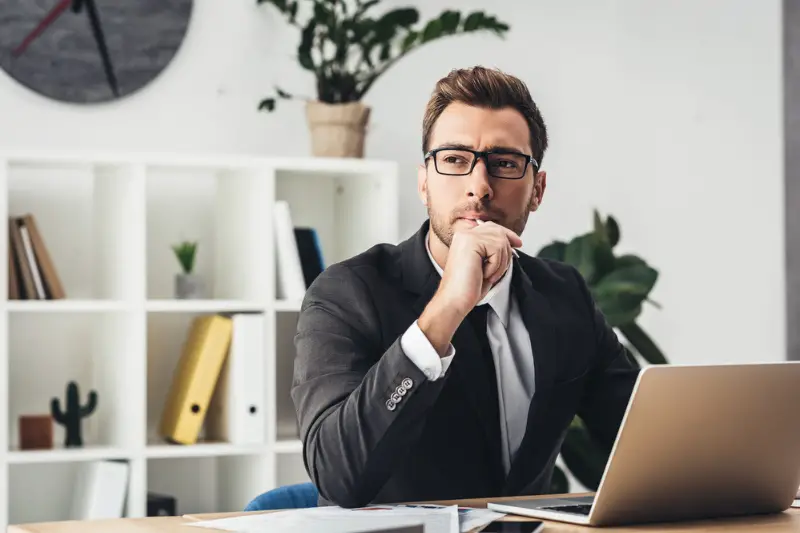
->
[401, 232, 537, 473]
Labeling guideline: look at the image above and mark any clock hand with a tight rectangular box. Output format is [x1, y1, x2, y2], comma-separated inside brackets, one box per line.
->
[11, 0, 72, 58]
[83, 0, 119, 97]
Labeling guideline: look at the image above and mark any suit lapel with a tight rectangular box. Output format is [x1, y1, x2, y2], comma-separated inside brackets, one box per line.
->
[511, 259, 557, 397]
[502, 257, 560, 494]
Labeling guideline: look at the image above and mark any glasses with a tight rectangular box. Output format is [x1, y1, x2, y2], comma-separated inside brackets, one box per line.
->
[424, 147, 538, 180]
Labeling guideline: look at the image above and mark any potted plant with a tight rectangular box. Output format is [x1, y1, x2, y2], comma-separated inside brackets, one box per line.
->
[537, 210, 668, 493]
[172, 240, 203, 299]
[257, 0, 510, 158]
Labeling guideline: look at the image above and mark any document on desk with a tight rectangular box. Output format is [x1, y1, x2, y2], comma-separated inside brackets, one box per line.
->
[187, 504, 461, 533]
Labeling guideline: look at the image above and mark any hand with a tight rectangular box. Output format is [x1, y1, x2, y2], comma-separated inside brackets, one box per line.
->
[438, 221, 522, 315]
[417, 221, 521, 357]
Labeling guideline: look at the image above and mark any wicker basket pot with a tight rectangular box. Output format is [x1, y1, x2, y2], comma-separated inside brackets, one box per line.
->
[305, 100, 370, 158]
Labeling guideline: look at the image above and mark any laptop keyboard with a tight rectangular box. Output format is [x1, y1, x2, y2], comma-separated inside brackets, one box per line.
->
[541, 504, 592, 515]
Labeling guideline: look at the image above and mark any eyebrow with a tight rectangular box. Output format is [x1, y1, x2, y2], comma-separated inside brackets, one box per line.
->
[434, 142, 528, 154]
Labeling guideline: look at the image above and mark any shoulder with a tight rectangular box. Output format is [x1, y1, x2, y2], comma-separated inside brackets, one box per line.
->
[302, 241, 402, 307]
[515, 250, 586, 293]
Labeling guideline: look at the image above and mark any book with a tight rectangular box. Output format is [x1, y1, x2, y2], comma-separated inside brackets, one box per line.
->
[158, 314, 233, 445]
[206, 313, 266, 445]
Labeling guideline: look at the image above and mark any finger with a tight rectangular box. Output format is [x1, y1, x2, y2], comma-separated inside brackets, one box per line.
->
[481, 239, 505, 281]
[491, 244, 509, 285]
[475, 220, 523, 249]
[483, 238, 508, 284]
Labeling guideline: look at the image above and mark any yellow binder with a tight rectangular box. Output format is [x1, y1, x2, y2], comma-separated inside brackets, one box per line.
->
[159, 314, 233, 444]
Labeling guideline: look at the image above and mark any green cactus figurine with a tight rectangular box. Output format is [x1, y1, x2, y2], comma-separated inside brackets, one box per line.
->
[50, 381, 98, 447]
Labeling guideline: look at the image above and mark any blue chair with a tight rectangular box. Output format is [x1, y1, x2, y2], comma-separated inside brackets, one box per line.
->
[244, 482, 319, 511]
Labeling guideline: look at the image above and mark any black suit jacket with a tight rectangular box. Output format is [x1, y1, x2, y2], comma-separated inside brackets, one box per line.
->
[291, 220, 639, 508]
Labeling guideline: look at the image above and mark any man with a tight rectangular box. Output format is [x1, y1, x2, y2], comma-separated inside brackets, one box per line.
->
[291, 66, 639, 508]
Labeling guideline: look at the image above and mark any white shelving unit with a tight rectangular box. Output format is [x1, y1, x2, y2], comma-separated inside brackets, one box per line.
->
[0, 151, 399, 527]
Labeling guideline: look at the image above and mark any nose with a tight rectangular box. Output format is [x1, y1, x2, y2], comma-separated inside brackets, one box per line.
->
[466, 157, 493, 201]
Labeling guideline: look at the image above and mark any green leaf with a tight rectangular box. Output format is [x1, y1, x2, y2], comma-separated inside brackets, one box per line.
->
[462, 11, 484, 31]
[275, 87, 292, 98]
[376, 7, 419, 31]
[258, 98, 276, 111]
[593, 209, 606, 241]
[379, 42, 392, 61]
[537, 240, 566, 261]
[560, 418, 609, 491]
[439, 10, 461, 35]
[563, 234, 596, 281]
[171, 241, 198, 274]
[421, 18, 443, 43]
[354, 0, 379, 18]
[613, 254, 646, 269]
[550, 465, 570, 494]
[606, 215, 620, 247]
[401, 30, 418, 52]
[596, 263, 658, 296]
[618, 322, 668, 365]
[591, 263, 657, 326]
[298, 20, 318, 71]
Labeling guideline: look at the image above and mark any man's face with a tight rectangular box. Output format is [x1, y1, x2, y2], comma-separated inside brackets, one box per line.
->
[418, 102, 547, 247]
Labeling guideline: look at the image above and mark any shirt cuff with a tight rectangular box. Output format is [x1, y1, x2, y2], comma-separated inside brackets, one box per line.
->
[401, 320, 456, 381]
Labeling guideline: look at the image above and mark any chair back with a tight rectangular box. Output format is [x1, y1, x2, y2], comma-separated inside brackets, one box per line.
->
[244, 482, 319, 511]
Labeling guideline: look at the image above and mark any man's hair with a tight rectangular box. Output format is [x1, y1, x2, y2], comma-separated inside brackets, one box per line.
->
[422, 66, 548, 166]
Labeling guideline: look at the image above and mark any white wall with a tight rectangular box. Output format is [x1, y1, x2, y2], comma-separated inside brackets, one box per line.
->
[363, 0, 785, 368]
[4, 0, 778, 369]
[0, 0, 786, 497]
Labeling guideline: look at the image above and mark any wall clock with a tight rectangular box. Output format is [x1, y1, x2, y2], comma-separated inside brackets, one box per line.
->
[0, 0, 193, 104]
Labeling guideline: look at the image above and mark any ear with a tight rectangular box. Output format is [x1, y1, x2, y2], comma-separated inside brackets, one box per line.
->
[417, 163, 429, 206]
[530, 170, 547, 212]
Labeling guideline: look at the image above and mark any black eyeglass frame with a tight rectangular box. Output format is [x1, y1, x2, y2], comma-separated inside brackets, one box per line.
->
[424, 147, 539, 180]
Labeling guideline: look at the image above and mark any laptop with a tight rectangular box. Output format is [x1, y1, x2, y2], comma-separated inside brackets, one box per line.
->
[487, 362, 800, 526]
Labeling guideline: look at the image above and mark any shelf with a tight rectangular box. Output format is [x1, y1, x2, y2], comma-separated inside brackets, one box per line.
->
[146, 300, 265, 313]
[273, 439, 303, 454]
[0, 153, 398, 527]
[145, 442, 269, 459]
[7, 445, 131, 464]
[1, 150, 398, 176]
[273, 299, 302, 312]
[6, 299, 130, 312]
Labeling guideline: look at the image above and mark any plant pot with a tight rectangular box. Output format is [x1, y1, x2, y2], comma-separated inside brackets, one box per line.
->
[175, 273, 203, 300]
[305, 101, 370, 158]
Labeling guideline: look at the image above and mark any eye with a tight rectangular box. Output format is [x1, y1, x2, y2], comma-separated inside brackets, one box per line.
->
[490, 159, 518, 169]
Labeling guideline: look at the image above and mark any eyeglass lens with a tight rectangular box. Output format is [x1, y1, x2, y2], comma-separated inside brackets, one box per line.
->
[434, 149, 528, 179]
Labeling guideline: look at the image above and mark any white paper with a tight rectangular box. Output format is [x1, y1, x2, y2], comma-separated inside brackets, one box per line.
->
[187, 504, 460, 533]
[396, 504, 506, 532]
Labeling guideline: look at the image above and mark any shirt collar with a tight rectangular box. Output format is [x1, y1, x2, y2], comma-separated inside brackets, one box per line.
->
[425, 230, 513, 327]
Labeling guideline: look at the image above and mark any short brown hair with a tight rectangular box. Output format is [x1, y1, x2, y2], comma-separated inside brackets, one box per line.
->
[422, 66, 548, 166]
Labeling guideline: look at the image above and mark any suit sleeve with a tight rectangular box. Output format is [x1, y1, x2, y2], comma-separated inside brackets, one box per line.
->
[291, 263, 450, 508]
[569, 267, 641, 453]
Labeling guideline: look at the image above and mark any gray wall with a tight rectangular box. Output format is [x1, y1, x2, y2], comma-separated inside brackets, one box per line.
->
[786, 0, 800, 360]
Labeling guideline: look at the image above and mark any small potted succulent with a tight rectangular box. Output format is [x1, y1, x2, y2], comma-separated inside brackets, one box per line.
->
[257, 0, 510, 158]
[172, 240, 203, 299]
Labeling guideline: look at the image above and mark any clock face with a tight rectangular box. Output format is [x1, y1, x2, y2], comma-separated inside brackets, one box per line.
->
[0, 0, 193, 104]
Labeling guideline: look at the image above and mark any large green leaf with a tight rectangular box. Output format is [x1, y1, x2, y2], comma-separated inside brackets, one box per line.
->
[613, 254, 646, 269]
[591, 265, 657, 327]
[537, 240, 566, 261]
[618, 322, 668, 365]
[563, 234, 597, 281]
[606, 215, 620, 247]
[550, 465, 569, 494]
[595, 263, 658, 297]
[439, 10, 461, 35]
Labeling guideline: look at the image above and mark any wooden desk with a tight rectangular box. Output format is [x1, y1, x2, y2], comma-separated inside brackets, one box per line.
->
[9, 494, 800, 532]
